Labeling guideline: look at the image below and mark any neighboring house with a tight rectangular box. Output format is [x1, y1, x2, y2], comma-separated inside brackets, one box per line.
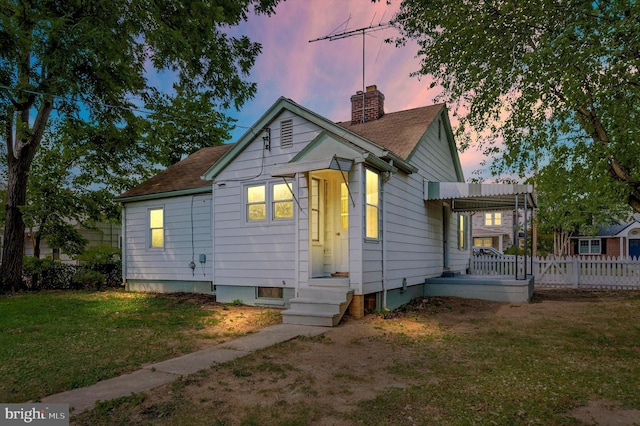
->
[570, 216, 640, 257]
[472, 210, 514, 252]
[472, 209, 530, 253]
[118, 85, 535, 324]
[0, 221, 121, 264]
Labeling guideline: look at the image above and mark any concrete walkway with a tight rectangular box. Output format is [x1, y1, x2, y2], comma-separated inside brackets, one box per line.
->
[41, 323, 328, 415]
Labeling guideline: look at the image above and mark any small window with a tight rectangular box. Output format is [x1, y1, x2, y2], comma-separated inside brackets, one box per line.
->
[149, 208, 164, 248]
[458, 214, 467, 250]
[474, 238, 492, 247]
[247, 184, 266, 221]
[484, 212, 502, 226]
[257, 287, 283, 299]
[365, 169, 379, 239]
[311, 178, 320, 241]
[579, 239, 601, 254]
[341, 182, 349, 230]
[272, 182, 293, 220]
[280, 119, 293, 148]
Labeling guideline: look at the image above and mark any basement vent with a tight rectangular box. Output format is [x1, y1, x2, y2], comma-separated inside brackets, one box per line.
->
[280, 119, 293, 148]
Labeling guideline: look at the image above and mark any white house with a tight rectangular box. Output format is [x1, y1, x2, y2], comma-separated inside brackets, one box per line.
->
[118, 86, 535, 325]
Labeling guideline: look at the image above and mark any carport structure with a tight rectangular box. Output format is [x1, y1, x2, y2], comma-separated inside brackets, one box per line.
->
[424, 182, 537, 302]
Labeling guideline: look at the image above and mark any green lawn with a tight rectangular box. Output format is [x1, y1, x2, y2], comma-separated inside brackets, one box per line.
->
[0, 290, 216, 402]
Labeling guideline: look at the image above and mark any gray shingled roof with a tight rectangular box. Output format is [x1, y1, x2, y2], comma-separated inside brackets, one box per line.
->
[337, 104, 445, 160]
[118, 144, 233, 200]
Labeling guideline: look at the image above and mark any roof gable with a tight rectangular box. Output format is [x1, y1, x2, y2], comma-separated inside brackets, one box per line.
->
[202, 97, 417, 180]
[337, 103, 463, 180]
[118, 144, 233, 201]
[337, 104, 444, 159]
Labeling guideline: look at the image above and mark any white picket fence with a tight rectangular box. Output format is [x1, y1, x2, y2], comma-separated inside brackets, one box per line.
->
[470, 255, 640, 290]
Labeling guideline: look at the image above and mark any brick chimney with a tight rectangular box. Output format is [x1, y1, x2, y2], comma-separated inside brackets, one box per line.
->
[350, 85, 385, 124]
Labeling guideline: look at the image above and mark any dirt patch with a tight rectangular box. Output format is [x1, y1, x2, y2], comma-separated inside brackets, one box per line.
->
[159, 293, 283, 350]
[570, 400, 640, 425]
[74, 290, 640, 425]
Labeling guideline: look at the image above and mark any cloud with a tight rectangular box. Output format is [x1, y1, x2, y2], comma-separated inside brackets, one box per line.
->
[220, 1, 497, 181]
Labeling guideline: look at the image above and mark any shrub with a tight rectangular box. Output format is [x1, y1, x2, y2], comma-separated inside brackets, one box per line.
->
[75, 245, 122, 287]
[22, 257, 75, 290]
[71, 269, 106, 290]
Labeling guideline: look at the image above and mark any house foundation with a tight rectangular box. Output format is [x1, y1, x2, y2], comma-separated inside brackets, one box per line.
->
[349, 294, 365, 319]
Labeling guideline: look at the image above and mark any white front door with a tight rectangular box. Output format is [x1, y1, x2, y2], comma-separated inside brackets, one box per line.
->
[309, 172, 349, 277]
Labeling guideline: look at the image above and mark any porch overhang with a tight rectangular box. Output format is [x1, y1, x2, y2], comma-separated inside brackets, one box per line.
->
[424, 182, 537, 212]
[271, 157, 354, 178]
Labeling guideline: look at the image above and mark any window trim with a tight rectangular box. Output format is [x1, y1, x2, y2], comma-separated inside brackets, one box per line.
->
[484, 212, 502, 226]
[458, 214, 468, 250]
[311, 178, 321, 242]
[244, 180, 295, 225]
[256, 286, 284, 299]
[474, 237, 492, 247]
[272, 181, 294, 221]
[148, 206, 165, 249]
[246, 183, 267, 222]
[579, 238, 601, 255]
[365, 168, 380, 241]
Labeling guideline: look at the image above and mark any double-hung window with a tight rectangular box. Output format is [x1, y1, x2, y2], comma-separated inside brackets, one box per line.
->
[272, 182, 293, 220]
[484, 212, 502, 226]
[579, 239, 601, 254]
[365, 169, 379, 240]
[149, 207, 164, 248]
[311, 178, 321, 241]
[458, 214, 468, 250]
[245, 181, 294, 223]
[247, 185, 267, 221]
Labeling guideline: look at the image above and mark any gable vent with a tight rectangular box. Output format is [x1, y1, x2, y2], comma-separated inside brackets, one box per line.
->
[280, 119, 293, 148]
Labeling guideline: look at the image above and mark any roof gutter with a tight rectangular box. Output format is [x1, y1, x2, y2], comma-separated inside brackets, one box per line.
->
[117, 186, 211, 203]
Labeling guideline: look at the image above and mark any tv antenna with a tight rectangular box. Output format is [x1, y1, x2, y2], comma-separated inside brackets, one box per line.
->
[310, 17, 394, 123]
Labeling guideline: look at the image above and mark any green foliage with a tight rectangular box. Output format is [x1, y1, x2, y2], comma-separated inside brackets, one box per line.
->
[21, 257, 76, 290]
[0, 0, 282, 290]
[76, 245, 122, 287]
[20, 244, 121, 290]
[396, 1, 640, 211]
[72, 269, 106, 290]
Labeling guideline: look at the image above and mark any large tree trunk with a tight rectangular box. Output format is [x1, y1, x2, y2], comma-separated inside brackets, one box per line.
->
[0, 100, 52, 293]
[0, 158, 31, 292]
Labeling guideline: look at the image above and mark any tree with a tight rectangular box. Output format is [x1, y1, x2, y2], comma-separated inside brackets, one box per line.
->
[0, 0, 279, 292]
[535, 148, 632, 256]
[395, 1, 640, 207]
[20, 124, 120, 261]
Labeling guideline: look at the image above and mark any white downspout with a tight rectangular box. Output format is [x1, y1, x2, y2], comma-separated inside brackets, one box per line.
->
[381, 177, 387, 310]
[211, 183, 216, 291]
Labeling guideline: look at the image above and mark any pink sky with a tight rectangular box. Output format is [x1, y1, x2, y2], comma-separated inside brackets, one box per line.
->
[227, 0, 489, 180]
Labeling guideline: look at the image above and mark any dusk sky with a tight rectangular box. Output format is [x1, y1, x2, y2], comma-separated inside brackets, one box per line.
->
[221, 0, 489, 180]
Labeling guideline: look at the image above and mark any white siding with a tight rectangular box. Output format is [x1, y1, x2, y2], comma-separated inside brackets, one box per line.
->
[123, 194, 213, 281]
[213, 111, 323, 288]
[379, 114, 468, 293]
[410, 119, 461, 182]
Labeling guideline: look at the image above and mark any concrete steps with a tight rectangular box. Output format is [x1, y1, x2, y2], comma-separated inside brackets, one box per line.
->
[282, 287, 354, 327]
